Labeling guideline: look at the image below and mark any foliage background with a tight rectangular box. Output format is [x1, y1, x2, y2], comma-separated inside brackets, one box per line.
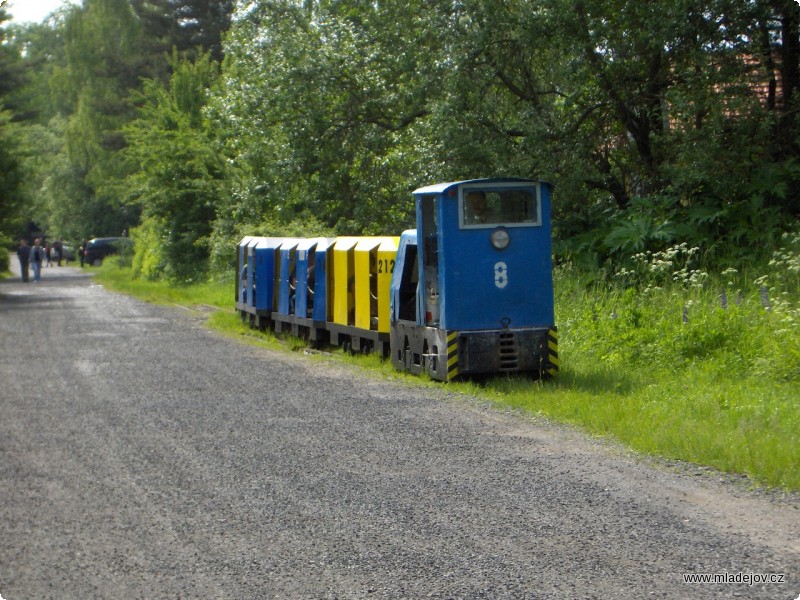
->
[1, 0, 798, 282]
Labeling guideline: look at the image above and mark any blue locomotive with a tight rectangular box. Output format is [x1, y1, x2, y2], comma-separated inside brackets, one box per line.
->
[236, 178, 558, 381]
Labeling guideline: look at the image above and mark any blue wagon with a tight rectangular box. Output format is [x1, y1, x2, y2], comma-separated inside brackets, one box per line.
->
[236, 236, 284, 329]
[270, 237, 334, 343]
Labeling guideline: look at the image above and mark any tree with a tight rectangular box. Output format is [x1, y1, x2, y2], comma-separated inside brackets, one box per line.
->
[213, 0, 450, 238]
[170, 0, 235, 63]
[0, 7, 25, 100]
[0, 107, 26, 242]
[130, 0, 235, 78]
[4, 20, 69, 123]
[123, 52, 224, 281]
[433, 0, 800, 265]
[0, 8, 27, 242]
[5, 0, 235, 249]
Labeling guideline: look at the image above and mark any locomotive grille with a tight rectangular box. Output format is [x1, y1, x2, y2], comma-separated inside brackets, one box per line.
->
[498, 331, 519, 371]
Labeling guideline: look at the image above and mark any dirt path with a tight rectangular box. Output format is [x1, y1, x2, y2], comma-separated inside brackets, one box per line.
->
[1, 257, 798, 599]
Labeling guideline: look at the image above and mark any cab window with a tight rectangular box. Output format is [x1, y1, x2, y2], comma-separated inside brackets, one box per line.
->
[461, 187, 540, 228]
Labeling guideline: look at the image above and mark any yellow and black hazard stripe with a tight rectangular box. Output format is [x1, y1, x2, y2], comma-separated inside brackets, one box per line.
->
[546, 327, 559, 376]
[446, 331, 459, 381]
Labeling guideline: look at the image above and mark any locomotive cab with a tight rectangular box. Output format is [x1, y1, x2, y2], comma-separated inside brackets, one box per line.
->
[390, 178, 558, 381]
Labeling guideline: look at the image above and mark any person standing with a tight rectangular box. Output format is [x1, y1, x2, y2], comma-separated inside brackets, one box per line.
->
[44, 241, 52, 267]
[16, 239, 31, 282]
[30, 238, 44, 282]
[53, 239, 63, 266]
[79, 239, 87, 268]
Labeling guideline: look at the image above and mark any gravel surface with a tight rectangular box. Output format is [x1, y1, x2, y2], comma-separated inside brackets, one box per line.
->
[1, 258, 798, 600]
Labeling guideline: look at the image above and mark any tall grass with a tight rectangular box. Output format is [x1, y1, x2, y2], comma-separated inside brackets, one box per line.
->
[94, 237, 800, 490]
[534, 238, 800, 490]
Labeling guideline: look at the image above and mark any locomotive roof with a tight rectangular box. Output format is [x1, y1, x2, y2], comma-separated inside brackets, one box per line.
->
[412, 177, 541, 195]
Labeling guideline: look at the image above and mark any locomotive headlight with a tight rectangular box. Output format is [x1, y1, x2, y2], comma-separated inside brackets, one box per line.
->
[491, 228, 510, 250]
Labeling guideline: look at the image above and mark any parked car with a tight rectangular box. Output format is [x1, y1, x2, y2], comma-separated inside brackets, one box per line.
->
[84, 237, 132, 266]
[61, 244, 76, 261]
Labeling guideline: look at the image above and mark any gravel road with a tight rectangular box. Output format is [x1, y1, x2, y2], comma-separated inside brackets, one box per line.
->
[1, 258, 798, 600]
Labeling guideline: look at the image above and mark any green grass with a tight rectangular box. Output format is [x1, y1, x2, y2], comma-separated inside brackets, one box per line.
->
[481, 360, 798, 491]
[94, 260, 800, 491]
[93, 260, 234, 307]
[547, 260, 799, 490]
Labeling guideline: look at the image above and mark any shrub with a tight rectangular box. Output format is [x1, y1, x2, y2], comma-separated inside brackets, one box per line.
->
[130, 218, 167, 281]
[0, 234, 13, 272]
